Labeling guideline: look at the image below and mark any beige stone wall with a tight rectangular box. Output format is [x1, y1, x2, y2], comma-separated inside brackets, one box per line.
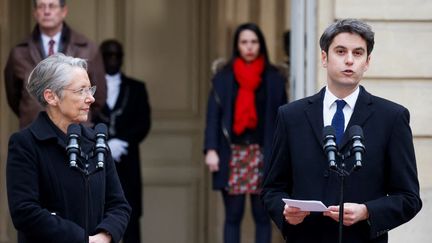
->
[318, 0, 432, 241]
[0, 1, 291, 242]
[2, 0, 429, 242]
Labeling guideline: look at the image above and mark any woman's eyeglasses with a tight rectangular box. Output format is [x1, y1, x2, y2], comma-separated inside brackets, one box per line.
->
[63, 86, 97, 97]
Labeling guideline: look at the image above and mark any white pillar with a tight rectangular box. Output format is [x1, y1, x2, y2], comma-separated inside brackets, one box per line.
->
[306, 0, 317, 96]
[290, 0, 305, 101]
[290, 0, 317, 100]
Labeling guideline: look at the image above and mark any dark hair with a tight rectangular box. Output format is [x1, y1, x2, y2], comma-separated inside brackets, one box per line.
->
[231, 23, 270, 65]
[319, 19, 375, 56]
[100, 39, 124, 57]
[33, 0, 66, 8]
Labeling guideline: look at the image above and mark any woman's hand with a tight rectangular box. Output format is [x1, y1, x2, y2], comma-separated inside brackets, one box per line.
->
[89, 231, 112, 243]
[205, 150, 219, 172]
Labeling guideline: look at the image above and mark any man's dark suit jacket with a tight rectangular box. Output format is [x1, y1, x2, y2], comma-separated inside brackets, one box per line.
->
[261, 86, 422, 243]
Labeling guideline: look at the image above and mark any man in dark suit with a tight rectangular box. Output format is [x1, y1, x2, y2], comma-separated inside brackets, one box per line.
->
[4, 0, 106, 128]
[261, 19, 422, 243]
[94, 39, 151, 243]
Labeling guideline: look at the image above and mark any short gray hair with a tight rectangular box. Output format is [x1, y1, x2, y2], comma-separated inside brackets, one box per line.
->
[27, 53, 88, 107]
[319, 19, 375, 57]
[32, 0, 66, 8]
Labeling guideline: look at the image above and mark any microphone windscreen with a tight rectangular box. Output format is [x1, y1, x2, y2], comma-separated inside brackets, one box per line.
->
[348, 125, 363, 138]
[322, 125, 336, 140]
[95, 123, 108, 136]
[67, 124, 81, 136]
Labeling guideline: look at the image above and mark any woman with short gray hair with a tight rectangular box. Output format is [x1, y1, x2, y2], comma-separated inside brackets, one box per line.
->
[27, 53, 88, 107]
[6, 53, 131, 243]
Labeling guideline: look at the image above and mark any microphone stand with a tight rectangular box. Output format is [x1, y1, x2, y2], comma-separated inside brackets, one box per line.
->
[70, 152, 104, 243]
[329, 151, 360, 243]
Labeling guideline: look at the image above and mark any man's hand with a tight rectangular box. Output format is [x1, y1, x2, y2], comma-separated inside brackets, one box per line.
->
[107, 138, 129, 162]
[323, 203, 369, 226]
[89, 231, 112, 243]
[283, 204, 310, 225]
[205, 150, 219, 172]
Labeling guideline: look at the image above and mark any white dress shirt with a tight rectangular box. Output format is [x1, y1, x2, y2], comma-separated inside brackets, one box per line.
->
[323, 86, 360, 131]
[41, 32, 61, 56]
[106, 73, 122, 109]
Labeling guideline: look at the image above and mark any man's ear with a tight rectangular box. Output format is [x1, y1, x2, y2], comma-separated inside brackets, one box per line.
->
[61, 5, 68, 19]
[364, 55, 371, 72]
[321, 50, 328, 68]
[44, 89, 59, 106]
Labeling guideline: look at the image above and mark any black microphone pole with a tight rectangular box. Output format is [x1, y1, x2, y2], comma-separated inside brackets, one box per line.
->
[323, 125, 365, 243]
[67, 124, 109, 243]
[66, 124, 89, 243]
[322, 125, 344, 243]
[338, 166, 346, 243]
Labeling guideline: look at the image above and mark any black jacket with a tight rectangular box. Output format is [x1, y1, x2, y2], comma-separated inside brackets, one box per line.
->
[93, 74, 151, 216]
[7, 112, 131, 243]
[261, 86, 422, 242]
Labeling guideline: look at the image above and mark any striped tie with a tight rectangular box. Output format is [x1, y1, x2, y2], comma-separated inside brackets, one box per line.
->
[48, 39, 55, 56]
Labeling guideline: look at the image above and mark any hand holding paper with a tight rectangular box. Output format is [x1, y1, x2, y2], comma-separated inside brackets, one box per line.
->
[282, 198, 328, 212]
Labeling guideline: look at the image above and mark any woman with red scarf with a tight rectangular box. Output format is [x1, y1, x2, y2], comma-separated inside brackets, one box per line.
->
[204, 23, 287, 243]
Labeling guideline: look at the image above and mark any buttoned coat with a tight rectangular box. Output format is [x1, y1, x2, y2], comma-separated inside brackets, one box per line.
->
[204, 64, 287, 190]
[4, 23, 107, 128]
[7, 112, 131, 243]
[261, 86, 422, 243]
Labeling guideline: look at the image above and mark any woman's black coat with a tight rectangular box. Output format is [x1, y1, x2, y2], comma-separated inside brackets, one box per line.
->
[7, 112, 131, 243]
[204, 65, 287, 190]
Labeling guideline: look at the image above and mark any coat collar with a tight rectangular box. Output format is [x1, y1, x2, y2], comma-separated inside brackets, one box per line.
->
[304, 87, 326, 146]
[29, 22, 88, 61]
[339, 86, 374, 149]
[29, 112, 96, 148]
[304, 85, 374, 150]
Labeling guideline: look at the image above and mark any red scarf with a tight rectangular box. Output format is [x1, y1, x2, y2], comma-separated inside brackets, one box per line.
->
[232, 55, 265, 135]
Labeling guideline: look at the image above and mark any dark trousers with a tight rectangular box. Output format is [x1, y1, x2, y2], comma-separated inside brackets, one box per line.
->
[222, 191, 271, 243]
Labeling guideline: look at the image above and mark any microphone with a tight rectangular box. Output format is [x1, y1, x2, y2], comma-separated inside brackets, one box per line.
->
[323, 125, 338, 169]
[67, 124, 81, 168]
[348, 125, 365, 171]
[94, 123, 108, 169]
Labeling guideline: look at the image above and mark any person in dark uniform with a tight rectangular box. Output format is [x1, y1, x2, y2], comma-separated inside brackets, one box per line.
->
[94, 39, 151, 243]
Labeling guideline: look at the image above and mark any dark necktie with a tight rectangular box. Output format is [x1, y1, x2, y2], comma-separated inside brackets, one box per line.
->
[48, 39, 55, 56]
[331, 100, 346, 144]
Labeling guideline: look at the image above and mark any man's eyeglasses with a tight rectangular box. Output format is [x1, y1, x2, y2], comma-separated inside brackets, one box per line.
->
[64, 86, 97, 97]
[36, 3, 62, 11]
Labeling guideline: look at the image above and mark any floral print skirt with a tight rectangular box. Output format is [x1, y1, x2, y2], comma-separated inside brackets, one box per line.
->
[227, 144, 264, 195]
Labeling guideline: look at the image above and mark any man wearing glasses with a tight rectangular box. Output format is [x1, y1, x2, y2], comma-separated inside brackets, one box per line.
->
[4, 0, 106, 129]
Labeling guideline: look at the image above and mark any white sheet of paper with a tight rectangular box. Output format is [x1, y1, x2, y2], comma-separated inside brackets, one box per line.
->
[282, 198, 328, 212]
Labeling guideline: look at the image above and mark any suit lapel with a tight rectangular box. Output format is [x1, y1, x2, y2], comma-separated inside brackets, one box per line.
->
[339, 86, 374, 149]
[304, 88, 326, 146]
[28, 37, 43, 65]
